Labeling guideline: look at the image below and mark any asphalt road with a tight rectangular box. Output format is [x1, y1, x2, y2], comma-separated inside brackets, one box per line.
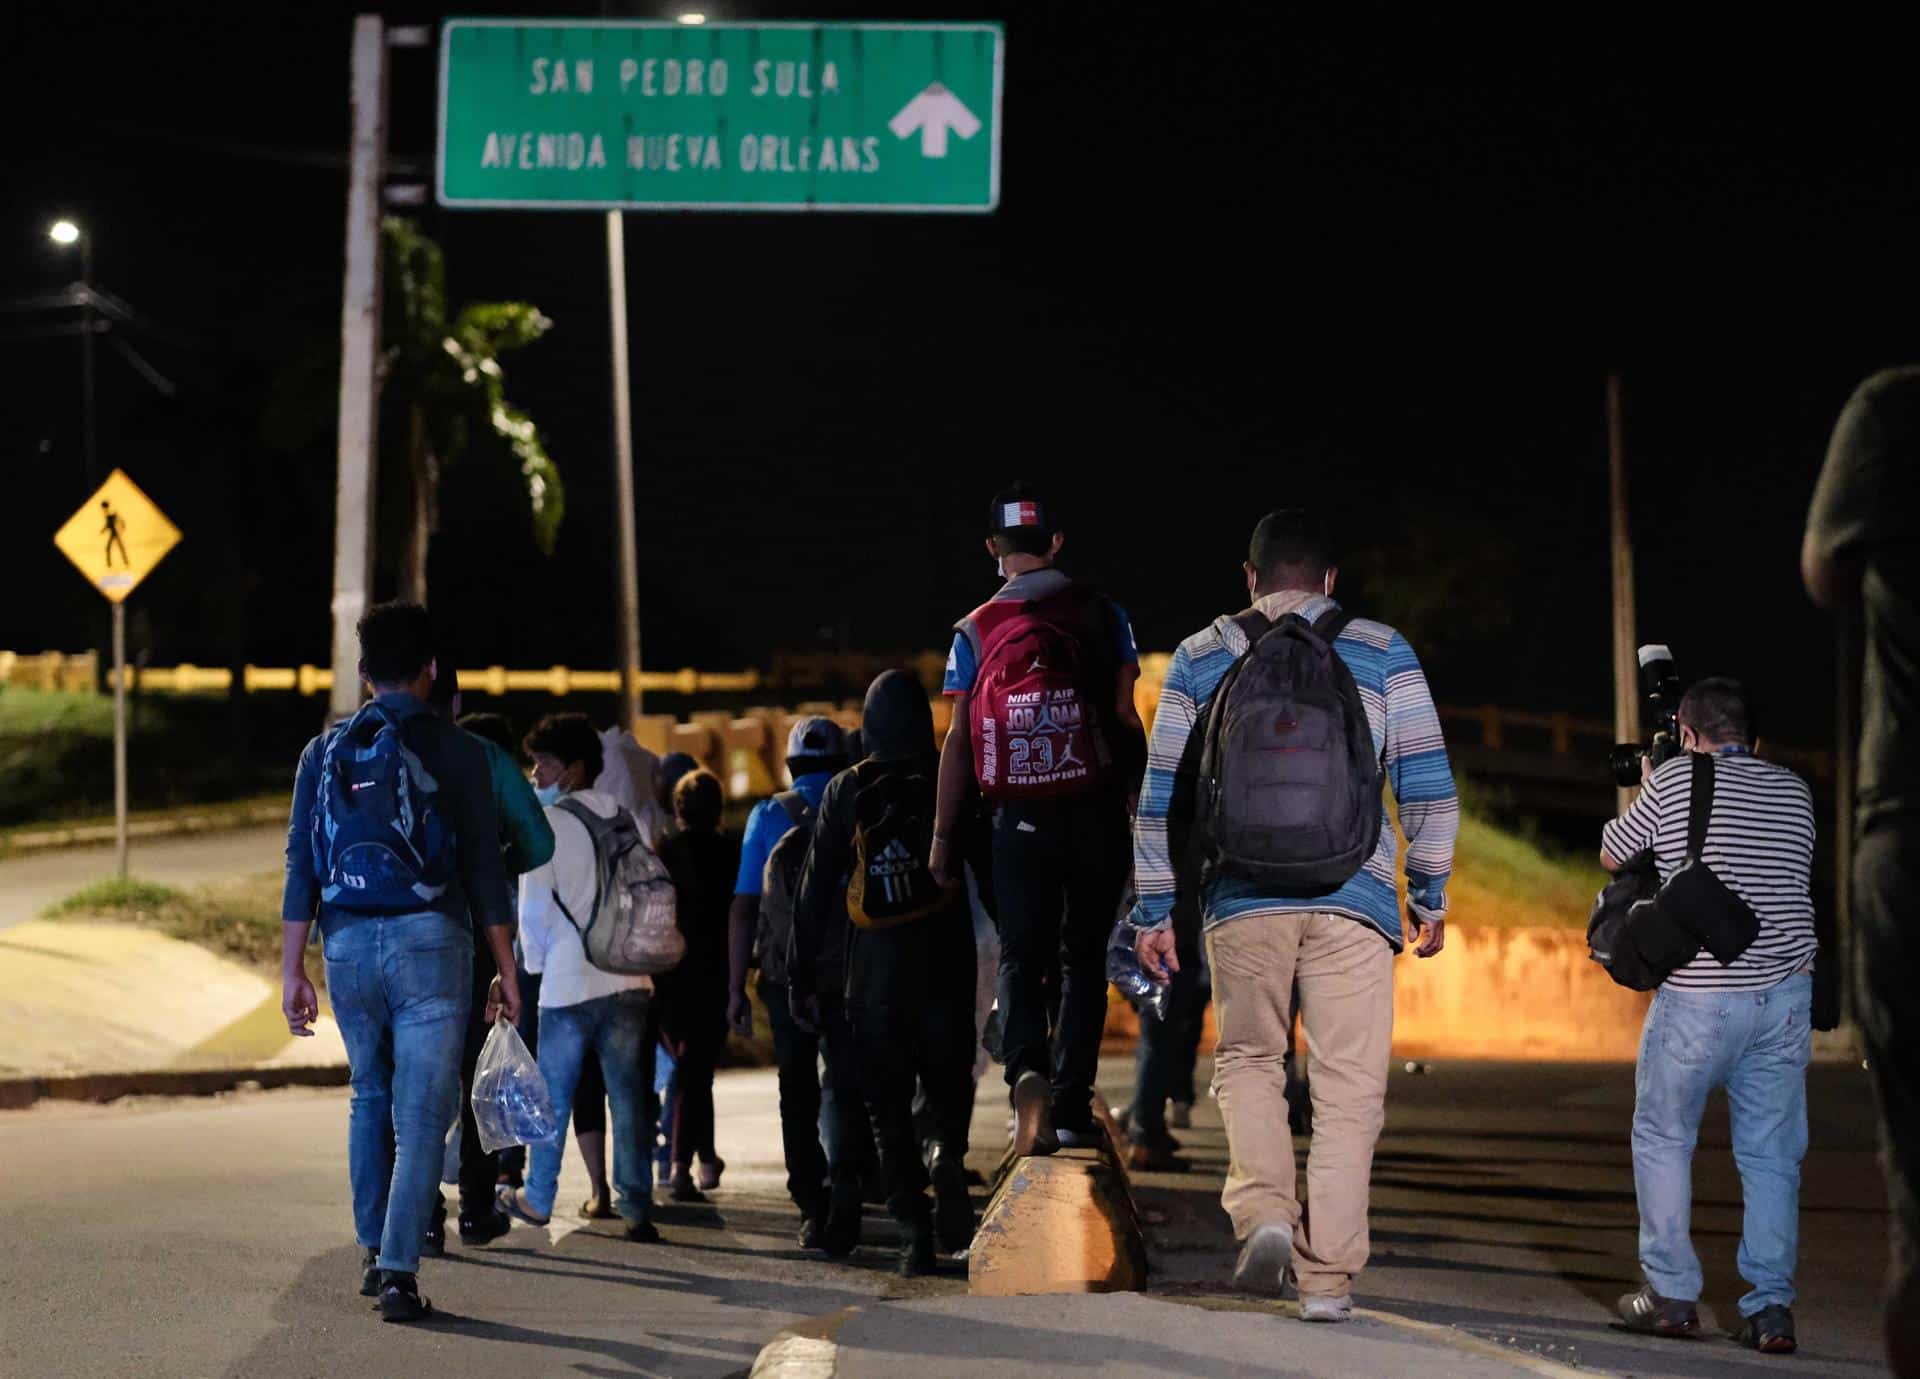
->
[0, 824, 285, 931]
[0, 1056, 1890, 1378]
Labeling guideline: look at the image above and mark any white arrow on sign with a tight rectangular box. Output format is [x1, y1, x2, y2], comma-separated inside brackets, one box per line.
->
[888, 82, 981, 159]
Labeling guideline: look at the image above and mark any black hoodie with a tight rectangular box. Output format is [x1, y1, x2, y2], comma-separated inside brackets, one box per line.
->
[789, 671, 974, 1029]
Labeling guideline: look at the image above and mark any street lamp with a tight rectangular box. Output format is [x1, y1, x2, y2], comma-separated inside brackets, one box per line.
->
[47, 219, 97, 487]
[677, 12, 707, 24]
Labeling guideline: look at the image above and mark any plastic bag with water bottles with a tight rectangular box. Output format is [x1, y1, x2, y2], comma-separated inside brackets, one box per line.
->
[471, 1017, 560, 1154]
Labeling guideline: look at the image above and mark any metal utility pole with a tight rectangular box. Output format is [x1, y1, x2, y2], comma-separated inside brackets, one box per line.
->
[607, 210, 642, 729]
[1607, 373, 1639, 815]
[81, 236, 97, 490]
[328, 15, 390, 725]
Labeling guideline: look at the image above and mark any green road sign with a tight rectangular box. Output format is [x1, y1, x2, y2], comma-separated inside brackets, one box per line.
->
[437, 20, 1002, 213]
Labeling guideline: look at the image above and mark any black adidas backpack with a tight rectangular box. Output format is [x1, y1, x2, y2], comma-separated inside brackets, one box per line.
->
[1194, 608, 1382, 894]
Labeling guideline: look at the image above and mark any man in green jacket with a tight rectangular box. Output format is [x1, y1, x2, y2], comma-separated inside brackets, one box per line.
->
[428, 667, 554, 1249]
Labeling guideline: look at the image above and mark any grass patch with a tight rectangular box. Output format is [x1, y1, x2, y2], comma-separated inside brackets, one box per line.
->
[46, 871, 296, 974]
[1441, 808, 1600, 930]
[0, 686, 116, 736]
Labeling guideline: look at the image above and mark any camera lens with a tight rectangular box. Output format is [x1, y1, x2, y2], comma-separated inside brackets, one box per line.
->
[1608, 743, 1645, 788]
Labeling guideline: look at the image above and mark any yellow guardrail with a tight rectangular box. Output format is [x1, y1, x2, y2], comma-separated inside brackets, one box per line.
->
[3, 649, 1831, 782]
[0, 654, 758, 698]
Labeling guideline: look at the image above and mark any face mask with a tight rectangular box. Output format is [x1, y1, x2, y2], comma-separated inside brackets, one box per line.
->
[535, 783, 562, 807]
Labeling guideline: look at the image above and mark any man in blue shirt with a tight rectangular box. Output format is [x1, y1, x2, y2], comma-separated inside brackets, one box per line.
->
[726, 718, 856, 1248]
[280, 602, 520, 1324]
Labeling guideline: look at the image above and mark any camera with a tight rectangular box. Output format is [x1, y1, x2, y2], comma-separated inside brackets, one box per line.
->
[1608, 644, 1683, 787]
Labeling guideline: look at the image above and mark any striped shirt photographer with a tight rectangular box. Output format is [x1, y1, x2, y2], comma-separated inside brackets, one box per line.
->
[1601, 751, 1817, 991]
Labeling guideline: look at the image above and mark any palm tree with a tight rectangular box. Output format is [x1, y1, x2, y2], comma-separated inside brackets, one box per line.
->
[380, 216, 562, 604]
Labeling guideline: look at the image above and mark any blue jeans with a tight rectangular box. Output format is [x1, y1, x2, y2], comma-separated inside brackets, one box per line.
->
[321, 911, 473, 1275]
[1632, 972, 1812, 1315]
[525, 990, 656, 1225]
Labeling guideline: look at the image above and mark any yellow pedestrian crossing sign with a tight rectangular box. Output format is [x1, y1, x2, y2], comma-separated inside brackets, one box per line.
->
[54, 469, 181, 603]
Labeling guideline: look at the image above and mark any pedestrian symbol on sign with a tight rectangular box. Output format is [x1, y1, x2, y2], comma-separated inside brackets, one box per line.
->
[101, 501, 128, 568]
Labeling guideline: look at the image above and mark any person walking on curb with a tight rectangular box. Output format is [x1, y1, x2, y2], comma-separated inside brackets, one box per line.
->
[281, 601, 520, 1324]
[931, 481, 1146, 1158]
[1128, 510, 1455, 1324]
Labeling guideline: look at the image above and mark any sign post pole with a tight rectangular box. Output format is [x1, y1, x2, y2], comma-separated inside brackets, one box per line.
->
[112, 601, 128, 878]
[607, 210, 642, 730]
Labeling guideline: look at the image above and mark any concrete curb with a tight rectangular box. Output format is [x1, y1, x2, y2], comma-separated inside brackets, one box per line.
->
[0, 801, 288, 856]
[0, 1062, 350, 1112]
[745, 1299, 1618, 1379]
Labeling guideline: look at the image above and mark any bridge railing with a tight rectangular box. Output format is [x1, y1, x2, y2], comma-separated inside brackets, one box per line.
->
[5, 649, 1833, 790]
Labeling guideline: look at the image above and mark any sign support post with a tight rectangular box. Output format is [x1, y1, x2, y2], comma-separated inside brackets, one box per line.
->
[607, 210, 642, 729]
[112, 601, 128, 877]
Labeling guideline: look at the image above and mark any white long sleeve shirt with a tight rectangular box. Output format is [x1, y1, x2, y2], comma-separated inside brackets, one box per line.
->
[518, 788, 652, 1010]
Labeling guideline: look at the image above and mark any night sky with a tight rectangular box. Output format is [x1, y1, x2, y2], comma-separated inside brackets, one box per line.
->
[5, 4, 1914, 752]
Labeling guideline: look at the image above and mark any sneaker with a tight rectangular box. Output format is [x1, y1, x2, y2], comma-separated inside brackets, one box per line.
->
[458, 1206, 512, 1246]
[1011, 1072, 1058, 1157]
[1232, 1222, 1294, 1297]
[1301, 1293, 1353, 1324]
[1736, 1304, 1796, 1354]
[697, 1156, 725, 1192]
[359, 1248, 381, 1298]
[421, 1198, 446, 1257]
[797, 1211, 827, 1251]
[668, 1168, 708, 1204]
[624, 1218, 663, 1244]
[1168, 1100, 1193, 1130]
[1616, 1283, 1700, 1337]
[378, 1272, 432, 1323]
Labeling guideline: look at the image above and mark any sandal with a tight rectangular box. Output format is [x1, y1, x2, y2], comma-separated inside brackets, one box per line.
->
[579, 1187, 618, 1220]
[496, 1186, 551, 1228]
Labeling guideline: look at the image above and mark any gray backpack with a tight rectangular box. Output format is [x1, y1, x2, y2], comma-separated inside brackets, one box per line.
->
[552, 798, 684, 975]
[1194, 608, 1381, 894]
[755, 792, 812, 985]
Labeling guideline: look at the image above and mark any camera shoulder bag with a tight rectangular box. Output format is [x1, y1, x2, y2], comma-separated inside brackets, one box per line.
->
[1587, 757, 1709, 990]
[1648, 754, 1761, 967]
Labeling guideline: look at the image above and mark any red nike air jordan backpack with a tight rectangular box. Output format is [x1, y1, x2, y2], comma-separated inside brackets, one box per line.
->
[965, 586, 1117, 801]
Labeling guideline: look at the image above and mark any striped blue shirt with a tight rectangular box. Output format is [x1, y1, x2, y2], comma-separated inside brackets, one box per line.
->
[1129, 593, 1458, 949]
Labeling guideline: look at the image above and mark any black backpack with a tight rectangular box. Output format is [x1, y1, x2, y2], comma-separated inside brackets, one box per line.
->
[1193, 608, 1382, 894]
[846, 761, 950, 929]
[755, 791, 812, 985]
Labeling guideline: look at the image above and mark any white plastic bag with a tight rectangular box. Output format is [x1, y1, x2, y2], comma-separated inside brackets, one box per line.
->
[470, 1017, 559, 1154]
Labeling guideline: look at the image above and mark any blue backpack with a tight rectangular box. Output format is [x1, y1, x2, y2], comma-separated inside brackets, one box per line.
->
[312, 701, 456, 912]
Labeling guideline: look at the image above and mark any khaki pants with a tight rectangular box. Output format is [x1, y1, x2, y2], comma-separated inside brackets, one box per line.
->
[1207, 910, 1394, 1298]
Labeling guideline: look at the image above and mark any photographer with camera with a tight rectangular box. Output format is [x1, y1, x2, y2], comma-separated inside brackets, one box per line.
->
[1599, 677, 1817, 1354]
